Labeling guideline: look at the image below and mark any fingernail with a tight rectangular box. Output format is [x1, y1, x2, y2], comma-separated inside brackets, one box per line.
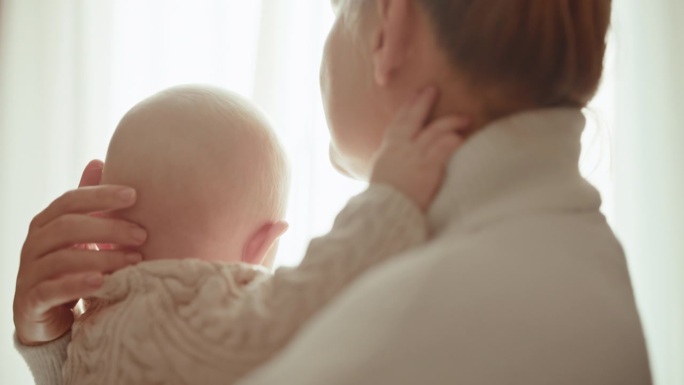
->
[85, 274, 103, 287]
[130, 228, 147, 244]
[126, 252, 142, 263]
[118, 188, 136, 203]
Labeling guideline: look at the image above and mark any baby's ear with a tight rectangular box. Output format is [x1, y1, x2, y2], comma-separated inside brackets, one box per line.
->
[242, 221, 289, 266]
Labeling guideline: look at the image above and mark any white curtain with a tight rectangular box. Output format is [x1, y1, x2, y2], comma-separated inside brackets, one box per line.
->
[0, 1, 681, 384]
[611, 1, 684, 384]
[0, 1, 364, 382]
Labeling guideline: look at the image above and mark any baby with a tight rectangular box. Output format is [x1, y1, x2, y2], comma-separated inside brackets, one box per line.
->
[61, 85, 454, 385]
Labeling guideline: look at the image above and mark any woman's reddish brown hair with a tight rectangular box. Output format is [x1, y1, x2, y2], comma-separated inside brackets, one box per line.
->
[417, 0, 612, 114]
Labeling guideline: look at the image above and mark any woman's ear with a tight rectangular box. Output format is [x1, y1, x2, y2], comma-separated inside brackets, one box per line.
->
[242, 221, 289, 266]
[373, 0, 412, 86]
[79, 159, 105, 187]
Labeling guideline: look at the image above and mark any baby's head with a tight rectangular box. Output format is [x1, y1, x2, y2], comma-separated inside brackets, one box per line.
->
[101, 85, 289, 268]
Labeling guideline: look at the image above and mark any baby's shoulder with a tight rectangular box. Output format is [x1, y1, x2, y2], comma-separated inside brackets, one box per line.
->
[67, 260, 271, 384]
[74, 259, 272, 339]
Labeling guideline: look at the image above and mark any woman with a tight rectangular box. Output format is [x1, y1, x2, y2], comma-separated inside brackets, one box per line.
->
[241, 0, 650, 383]
[14, 0, 651, 384]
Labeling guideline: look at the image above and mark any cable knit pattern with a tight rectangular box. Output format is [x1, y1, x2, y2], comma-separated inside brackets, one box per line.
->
[63, 261, 272, 385]
[15, 184, 427, 385]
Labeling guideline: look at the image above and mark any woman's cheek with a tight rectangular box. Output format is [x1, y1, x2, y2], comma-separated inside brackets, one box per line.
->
[320, 20, 343, 130]
[328, 143, 353, 178]
[319, 11, 383, 179]
[321, 22, 353, 156]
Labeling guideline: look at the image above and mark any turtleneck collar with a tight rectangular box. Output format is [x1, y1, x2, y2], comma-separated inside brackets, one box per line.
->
[428, 108, 602, 234]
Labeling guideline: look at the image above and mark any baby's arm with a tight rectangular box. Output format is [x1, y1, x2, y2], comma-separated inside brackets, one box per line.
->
[217, 185, 425, 382]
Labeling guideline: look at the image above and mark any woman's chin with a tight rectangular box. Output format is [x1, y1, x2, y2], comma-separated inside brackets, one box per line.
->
[329, 149, 354, 179]
[329, 143, 367, 181]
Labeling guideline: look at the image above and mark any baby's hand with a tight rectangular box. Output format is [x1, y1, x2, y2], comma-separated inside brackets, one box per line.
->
[370, 87, 470, 211]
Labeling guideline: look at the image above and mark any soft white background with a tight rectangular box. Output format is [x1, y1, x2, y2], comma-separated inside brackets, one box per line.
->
[0, 1, 681, 384]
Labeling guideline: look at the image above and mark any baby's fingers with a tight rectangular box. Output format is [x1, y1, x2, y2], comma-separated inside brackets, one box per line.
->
[427, 133, 464, 165]
[416, 116, 470, 152]
[387, 87, 439, 141]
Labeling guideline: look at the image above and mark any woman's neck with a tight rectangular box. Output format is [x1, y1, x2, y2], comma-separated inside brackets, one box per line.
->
[427, 69, 541, 137]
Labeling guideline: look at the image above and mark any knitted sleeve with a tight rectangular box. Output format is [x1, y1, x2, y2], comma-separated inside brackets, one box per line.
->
[223, 184, 428, 381]
[16, 184, 427, 385]
[14, 331, 70, 385]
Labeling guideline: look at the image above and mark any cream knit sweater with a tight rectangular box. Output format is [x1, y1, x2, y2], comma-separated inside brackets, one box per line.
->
[15, 184, 427, 385]
[236, 108, 652, 385]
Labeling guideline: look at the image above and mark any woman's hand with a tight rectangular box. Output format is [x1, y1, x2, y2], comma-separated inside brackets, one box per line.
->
[13, 160, 147, 346]
[371, 87, 470, 211]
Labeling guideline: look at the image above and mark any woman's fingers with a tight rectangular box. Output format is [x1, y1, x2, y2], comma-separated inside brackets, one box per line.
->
[78, 160, 105, 188]
[78, 161, 119, 251]
[13, 161, 142, 345]
[25, 215, 147, 261]
[30, 249, 141, 284]
[25, 273, 105, 316]
[31, 186, 136, 229]
[388, 87, 439, 141]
